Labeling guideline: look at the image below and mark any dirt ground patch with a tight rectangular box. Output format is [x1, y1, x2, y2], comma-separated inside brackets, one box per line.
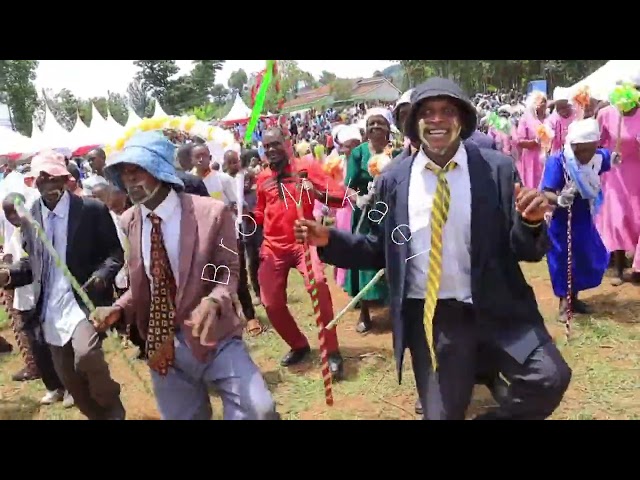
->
[0, 261, 638, 420]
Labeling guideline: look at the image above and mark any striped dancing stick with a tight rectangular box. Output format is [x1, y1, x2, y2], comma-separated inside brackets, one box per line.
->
[561, 168, 573, 339]
[565, 203, 573, 339]
[297, 172, 334, 406]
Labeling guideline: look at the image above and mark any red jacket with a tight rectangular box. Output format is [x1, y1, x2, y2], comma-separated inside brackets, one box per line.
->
[255, 157, 346, 255]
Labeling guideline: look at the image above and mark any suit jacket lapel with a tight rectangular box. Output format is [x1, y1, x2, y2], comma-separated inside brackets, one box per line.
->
[465, 141, 496, 274]
[31, 201, 44, 276]
[176, 193, 197, 307]
[390, 155, 414, 296]
[66, 194, 82, 258]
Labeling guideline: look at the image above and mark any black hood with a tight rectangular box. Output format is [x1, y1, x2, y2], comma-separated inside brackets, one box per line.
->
[405, 77, 478, 144]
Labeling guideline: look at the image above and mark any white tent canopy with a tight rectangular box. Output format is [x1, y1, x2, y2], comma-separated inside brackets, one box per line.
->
[105, 111, 125, 142]
[35, 103, 72, 151]
[0, 126, 36, 155]
[221, 95, 252, 123]
[67, 112, 98, 150]
[569, 60, 640, 100]
[152, 101, 167, 118]
[124, 105, 142, 128]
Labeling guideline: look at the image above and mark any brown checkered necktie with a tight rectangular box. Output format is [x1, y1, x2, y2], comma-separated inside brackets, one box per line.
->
[146, 212, 177, 376]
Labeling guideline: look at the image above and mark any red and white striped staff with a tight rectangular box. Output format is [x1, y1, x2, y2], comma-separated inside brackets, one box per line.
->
[296, 171, 334, 406]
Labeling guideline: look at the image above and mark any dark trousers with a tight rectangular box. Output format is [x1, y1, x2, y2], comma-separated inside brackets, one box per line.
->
[237, 241, 256, 321]
[19, 310, 64, 392]
[403, 299, 572, 420]
[49, 319, 123, 420]
[243, 225, 262, 299]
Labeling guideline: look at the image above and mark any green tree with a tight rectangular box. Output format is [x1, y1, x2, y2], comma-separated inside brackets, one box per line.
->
[190, 60, 224, 103]
[330, 79, 353, 101]
[127, 79, 149, 117]
[133, 60, 179, 106]
[0, 60, 39, 135]
[319, 71, 337, 85]
[228, 69, 248, 92]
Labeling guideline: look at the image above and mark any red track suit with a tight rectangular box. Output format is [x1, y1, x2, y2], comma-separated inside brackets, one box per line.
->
[254, 157, 346, 353]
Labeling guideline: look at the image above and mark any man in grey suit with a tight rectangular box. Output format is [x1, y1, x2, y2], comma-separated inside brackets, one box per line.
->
[0, 152, 125, 420]
[295, 78, 571, 420]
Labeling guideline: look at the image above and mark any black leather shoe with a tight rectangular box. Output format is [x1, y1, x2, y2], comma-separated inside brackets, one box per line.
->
[572, 297, 592, 314]
[104, 400, 126, 420]
[280, 346, 311, 366]
[415, 398, 423, 415]
[328, 352, 344, 381]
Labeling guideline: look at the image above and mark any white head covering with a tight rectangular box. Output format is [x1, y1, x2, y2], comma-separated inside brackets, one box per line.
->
[365, 107, 394, 127]
[553, 87, 571, 101]
[356, 118, 366, 131]
[337, 124, 362, 144]
[619, 70, 640, 87]
[566, 119, 600, 144]
[331, 124, 346, 143]
[525, 91, 547, 114]
[394, 89, 414, 112]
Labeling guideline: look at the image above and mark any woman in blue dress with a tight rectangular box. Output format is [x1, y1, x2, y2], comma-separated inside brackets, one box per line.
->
[541, 118, 620, 323]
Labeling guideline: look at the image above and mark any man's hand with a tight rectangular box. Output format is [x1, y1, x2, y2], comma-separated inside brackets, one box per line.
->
[294, 219, 331, 247]
[90, 306, 123, 332]
[2, 254, 13, 264]
[184, 297, 221, 347]
[515, 183, 550, 224]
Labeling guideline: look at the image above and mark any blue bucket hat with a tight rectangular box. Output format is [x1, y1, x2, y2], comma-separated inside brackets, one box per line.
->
[104, 131, 185, 192]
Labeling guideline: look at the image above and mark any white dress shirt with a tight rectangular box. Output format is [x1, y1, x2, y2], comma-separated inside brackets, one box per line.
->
[406, 143, 473, 303]
[110, 211, 129, 289]
[202, 171, 237, 205]
[140, 188, 182, 288]
[41, 191, 87, 346]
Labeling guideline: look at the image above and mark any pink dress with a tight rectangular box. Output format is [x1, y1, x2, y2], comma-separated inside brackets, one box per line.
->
[489, 127, 512, 155]
[334, 156, 352, 287]
[516, 112, 547, 189]
[596, 106, 640, 271]
[545, 110, 576, 155]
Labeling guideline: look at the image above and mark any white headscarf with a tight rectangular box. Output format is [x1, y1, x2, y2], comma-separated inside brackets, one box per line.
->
[337, 125, 362, 144]
[365, 107, 394, 127]
[563, 119, 603, 215]
[553, 87, 571, 101]
[525, 91, 547, 116]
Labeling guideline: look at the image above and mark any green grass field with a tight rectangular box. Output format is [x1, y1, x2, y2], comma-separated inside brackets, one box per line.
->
[1, 261, 639, 420]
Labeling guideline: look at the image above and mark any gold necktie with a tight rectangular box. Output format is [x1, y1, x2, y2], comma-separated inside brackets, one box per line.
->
[423, 160, 457, 372]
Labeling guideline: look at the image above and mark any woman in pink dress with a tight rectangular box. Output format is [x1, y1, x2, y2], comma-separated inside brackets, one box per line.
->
[516, 91, 549, 188]
[333, 125, 362, 287]
[546, 87, 576, 155]
[597, 96, 640, 285]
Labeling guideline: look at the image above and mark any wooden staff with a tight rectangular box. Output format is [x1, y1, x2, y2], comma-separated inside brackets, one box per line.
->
[561, 167, 573, 339]
[297, 172, 333, 406]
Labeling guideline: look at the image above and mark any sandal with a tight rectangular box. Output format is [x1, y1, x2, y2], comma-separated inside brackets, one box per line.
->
[245, 319, 264, 336]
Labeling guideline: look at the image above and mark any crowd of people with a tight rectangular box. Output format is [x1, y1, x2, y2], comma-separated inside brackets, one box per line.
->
[0, 69, 638, 420]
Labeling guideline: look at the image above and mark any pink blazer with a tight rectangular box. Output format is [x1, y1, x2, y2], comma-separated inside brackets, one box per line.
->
[115, 192, 244, 362]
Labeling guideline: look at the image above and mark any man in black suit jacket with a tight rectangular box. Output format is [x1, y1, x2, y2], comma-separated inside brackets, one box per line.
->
[175, 144, 209, 197]
[295, 78, 571, 420]
[0, 152, 125, 420]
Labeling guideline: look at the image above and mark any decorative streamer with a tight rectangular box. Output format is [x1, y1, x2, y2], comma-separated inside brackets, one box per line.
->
[244, 60, 275, 146]
[296, 172, 333, 406]
[14, 198, 154, 397]
[486, 112, 511, 134]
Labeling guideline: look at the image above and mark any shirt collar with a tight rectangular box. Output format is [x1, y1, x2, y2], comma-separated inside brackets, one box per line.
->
[41, 190, 70, 219]
[414, 142, 468, 172]
[140, 188, 180, 222]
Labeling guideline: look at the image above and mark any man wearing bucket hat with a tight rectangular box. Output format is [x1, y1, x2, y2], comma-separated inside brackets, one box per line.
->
[0, 150, 125, 419]
[92, 131, 278, 420]
[295, 77, 572, 420]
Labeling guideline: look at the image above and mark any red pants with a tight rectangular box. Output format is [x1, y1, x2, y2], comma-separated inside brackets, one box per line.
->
[258, 246, 339, 353]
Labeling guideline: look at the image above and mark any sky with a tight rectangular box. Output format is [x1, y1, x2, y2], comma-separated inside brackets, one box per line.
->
[34, 60, 397, 98]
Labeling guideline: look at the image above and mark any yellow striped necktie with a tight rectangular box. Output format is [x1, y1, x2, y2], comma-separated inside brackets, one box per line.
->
[423, 160, 457, 372]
